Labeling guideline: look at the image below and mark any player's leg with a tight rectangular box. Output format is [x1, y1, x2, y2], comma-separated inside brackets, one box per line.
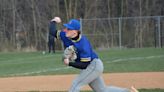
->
[106, 86, 139, 92]
[69, 59, 104, 92]
[69, 69, 99, 92]
[51, 38, 55, 53]
[89, 76, 130, 92]
[89, 76, 106, 92]
[88, 60, 137, 92]
[48, 35, 55, 53]
[69, 62, 100, 92]
[106, 86, 130, 92]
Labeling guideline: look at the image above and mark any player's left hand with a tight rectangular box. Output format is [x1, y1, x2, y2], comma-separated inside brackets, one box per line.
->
[63, 45, 77, 61]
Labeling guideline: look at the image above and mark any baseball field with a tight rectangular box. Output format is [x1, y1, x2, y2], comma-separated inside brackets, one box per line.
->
[0, 48, 164, 92]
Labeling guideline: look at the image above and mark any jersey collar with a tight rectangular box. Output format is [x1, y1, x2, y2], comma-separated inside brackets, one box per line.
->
[71, 34, 82, 42]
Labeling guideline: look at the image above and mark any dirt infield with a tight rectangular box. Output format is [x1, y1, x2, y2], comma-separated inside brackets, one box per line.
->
[0, 72, 164, 92]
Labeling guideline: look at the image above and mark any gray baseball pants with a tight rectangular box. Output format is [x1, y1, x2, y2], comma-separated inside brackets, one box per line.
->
[69, 58, 130, 92]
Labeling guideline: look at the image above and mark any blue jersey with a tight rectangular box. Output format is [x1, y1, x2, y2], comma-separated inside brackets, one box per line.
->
[58, 31, 98, 63]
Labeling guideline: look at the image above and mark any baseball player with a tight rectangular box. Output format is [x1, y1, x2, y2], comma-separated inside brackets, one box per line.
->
[48, 17, 61, 53]
[50, 18, 139, 92]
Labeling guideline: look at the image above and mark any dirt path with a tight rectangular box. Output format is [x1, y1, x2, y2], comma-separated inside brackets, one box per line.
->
[0, 72, 164, 92]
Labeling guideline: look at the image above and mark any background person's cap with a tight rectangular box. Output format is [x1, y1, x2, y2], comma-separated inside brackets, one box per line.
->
[63, 19, 80, 31]
[51, 17, 61, 23]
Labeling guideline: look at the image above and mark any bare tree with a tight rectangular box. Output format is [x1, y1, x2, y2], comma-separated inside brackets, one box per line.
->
[12, 0, 16, 46]
[0, 0, 163, 51]
[31, 0, 38, 48]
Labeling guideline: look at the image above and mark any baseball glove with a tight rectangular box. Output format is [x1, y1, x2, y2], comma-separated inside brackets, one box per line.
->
[63, 45, 77, 61]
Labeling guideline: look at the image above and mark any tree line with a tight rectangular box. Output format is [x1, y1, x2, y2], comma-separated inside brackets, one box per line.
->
[0, 0, 163, 51]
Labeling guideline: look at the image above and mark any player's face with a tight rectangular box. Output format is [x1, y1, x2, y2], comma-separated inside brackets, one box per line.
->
[66, 29, 78, 38]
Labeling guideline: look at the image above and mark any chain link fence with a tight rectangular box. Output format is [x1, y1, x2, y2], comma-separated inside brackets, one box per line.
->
[0, 16, 163, 51]
[81, 16, 164, 49]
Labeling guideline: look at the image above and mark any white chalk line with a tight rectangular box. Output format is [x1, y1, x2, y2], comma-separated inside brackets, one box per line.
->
[3, 55, 164, 76]
[0, 54, 60, 65]
[106, 55, 164, 63]
[5, 67, 72, 77]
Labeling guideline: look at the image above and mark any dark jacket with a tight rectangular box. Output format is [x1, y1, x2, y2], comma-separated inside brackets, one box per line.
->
[49, 21, 57, 37]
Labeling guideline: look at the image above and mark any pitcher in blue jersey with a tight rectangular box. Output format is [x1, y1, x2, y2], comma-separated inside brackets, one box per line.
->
[49, 18, 139, 92]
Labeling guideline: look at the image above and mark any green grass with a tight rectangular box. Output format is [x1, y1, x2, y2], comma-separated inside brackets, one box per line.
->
[81, 89, 164, 92]
[139, 88, 164, 92]
[98, 48, 164, 73]
[27, 89, 164, 92]
[0, 48, 164, 77]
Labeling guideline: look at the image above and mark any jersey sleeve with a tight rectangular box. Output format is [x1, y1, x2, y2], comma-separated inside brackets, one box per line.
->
[57, 31, 65, 39]
[69, 62, 90, 69]
[57, 31, 73, 48]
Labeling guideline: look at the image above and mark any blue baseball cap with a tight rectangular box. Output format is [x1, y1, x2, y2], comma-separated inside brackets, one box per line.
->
[63, 19, 80, 31]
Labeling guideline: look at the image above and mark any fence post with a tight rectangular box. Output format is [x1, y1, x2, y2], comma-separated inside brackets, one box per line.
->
[157, 16, 161, 48]
[80, 18, 83, 33]
[119, 17, 122, 49]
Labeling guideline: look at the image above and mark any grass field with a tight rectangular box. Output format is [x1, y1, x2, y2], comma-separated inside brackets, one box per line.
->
[82, 89, 164, 92]
[0, 48, 164, 77]
[0, 48, 164, 92]
[28, 89, 164, 92]
[81, 89, 164, 92]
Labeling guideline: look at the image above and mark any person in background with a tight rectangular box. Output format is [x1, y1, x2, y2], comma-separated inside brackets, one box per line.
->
[48, 17, 61, 53]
